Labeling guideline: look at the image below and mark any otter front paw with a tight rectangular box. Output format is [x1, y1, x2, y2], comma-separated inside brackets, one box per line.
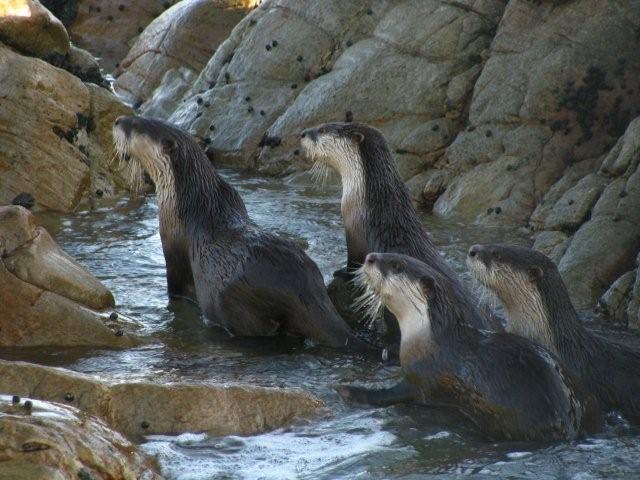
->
[334, 385, 370, 405]
[332, 267, 353, 281]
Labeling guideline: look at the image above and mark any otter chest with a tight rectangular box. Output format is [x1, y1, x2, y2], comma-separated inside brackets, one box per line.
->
[341, 192, 368, 263]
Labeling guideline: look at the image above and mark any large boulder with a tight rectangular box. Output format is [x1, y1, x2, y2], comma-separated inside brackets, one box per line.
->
[432, 0, 640, 224]
[0, 360, 325, 439]
[555, 117, 640, 308]
[0, 394, 161, 480]
[0, 43, 135, 211]
[115, 0, 258, 107]
[0, 0, 69, 59]
[58, 0, 183, 72]
[168, 0, 507, 170]
[0, 206, 137, 348]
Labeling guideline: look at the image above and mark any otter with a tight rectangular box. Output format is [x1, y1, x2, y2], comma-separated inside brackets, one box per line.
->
[112, 115, 368, 350]
[336, 252, 601, 441]
[300, 122, 500, 336]
[467, 243, 640, 422]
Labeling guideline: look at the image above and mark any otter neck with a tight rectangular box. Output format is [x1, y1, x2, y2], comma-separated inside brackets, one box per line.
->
[534, 277, 590, 364]
[500, 277, 581, 357]
[335, 159, 367, 264]
[171, 150, 249, 233]
[393, 299, 436, 365]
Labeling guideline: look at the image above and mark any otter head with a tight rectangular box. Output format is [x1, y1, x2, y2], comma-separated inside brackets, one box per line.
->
[467, 244, 560, 350]
[300, 122, 392, 182]
[112, 116, 202, 194]
[354, 252, 453, 343]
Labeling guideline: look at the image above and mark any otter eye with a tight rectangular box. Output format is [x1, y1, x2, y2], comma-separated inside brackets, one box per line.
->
[390, 261, 401, 273]
[490, 249, 500, 260]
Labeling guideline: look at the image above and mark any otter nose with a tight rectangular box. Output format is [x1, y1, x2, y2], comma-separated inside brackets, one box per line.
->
[365, 253, 377, 265]
[301, 128, 317, 141]
[468, 245, 482, 258]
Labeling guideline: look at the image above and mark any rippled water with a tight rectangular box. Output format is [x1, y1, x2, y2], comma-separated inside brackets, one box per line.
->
[8, 170, 640, 479]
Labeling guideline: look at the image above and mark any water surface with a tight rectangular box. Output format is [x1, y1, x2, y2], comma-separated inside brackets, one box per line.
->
[6, 170, 640, 479]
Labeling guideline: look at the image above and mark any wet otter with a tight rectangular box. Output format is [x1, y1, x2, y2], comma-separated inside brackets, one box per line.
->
[112, 116, 367, 349]
[300, 122, 500, 337]
[467, 243, 640, 421]
[336, 252, 600, 441]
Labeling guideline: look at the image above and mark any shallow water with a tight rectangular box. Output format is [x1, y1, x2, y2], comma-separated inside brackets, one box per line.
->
[6, 170, 640, 479]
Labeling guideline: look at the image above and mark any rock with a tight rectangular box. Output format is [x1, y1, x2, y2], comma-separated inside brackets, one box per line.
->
[115, 0, 256, 106]
[529, 157, 603, 229]
[601, 117, 640, 177]
[39, 0, 79, 27]
[0, 43, 135, 211]
[140, 67, 197, 119]
[0, 206, 136, 348]
[434, 0, 640, 224]
[557, 116, 640, 308]
[169, 0, 506, 169]
[543, 173, 608, 231]
[628, 262, 640, 330]
[533, 230, 569, 264]
[599, 270, 636, 323]
[62, 0, 179, 72]
[0, 360, 325, 439]
[0, 394, 161, 480]
[558, 217, 640, 309]
[46, 44, 107, 86]
[0, 0, 69, 59]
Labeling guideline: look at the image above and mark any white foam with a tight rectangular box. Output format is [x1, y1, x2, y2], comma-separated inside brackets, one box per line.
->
[142, 413, 398, 480]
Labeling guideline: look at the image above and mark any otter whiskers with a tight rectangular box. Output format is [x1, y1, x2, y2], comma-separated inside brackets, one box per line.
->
[351, 266, 384, 329]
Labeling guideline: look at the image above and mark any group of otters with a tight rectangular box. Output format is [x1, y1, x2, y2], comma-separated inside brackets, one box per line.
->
[113, 116, 640, 442]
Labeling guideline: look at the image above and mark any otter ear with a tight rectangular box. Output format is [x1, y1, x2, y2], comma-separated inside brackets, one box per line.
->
[528, 267, 543, 282]
[352, 132, 364, 144]
[419, 276, 435, 296]
[162, 138, 176, 153]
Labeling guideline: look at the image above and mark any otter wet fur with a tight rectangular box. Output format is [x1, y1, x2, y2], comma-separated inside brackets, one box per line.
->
[300, 122, 499, 332]
[336, 252, 601, 441]
[468, 243, 640, 422]
[112, 115, 367, 349]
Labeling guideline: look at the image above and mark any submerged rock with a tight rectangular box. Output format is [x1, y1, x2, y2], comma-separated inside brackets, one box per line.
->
[0, 394, 161, 480]
[0, 206, 137, 348]
[0, 360, 325, 439]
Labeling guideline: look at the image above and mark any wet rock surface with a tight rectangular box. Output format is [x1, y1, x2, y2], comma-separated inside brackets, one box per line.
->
[0, 206, 137, 348]
[0, 394, 161, 480]
[0, 360, 325, 439]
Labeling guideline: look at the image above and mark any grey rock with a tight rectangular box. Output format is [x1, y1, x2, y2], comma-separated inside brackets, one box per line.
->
[533, 230, 569, 264]
[544, 173, 608, 231]
[558, 217, 640, 309]
[141, 67, 197, 118]
[599, 270, 635, 323]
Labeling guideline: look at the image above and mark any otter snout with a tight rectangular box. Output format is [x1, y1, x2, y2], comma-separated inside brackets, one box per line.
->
[468, 244, 491, 265]
[113, 115, 138, 137]
[301, 127, 318, 141]
[365, 253, 377, 265]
